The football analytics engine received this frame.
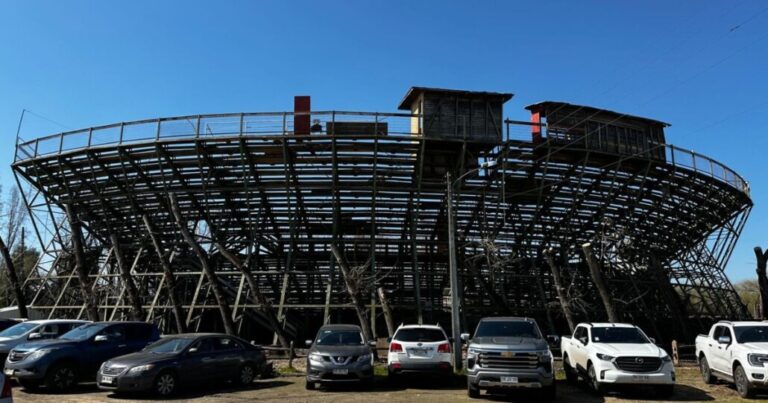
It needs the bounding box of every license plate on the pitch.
[411,348,427,355]
[332,369,348,375]
[101,375,114,384]
[632,375,650,381]
[3,369,12,376]
[501,376,518,384]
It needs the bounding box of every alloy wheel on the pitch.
[240,365,255,384]
[156,373,175,396]
[53,367,75,389]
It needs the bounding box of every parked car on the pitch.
[462,317,557,399]
[305,324,375,390]
[97,333,267,396]
[0,372,11,403]
[561,322,674,396]
[4,321,159,391]
[696,320,768,398]
[0,320,21,333]
[387,324,452,380]
[0,320,88,363]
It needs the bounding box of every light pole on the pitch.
[446,159,498,371]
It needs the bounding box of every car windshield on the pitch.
[734,326,768,343]
[315,330,364,346]
[591,327,650,344]
[60,323,108,341]
[394,328,446,342]
[474,321,541,339]
[0,323,36,338]
[144,337,194,353]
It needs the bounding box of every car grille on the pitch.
[614,356,662,373]
[101,365,127,375]
[477,352,538,370]
[8,351,28,362]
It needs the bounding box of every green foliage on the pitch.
[735,279,760,318]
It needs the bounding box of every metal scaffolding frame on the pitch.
[11,109,752,342]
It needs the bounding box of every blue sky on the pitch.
[0,0,766,282]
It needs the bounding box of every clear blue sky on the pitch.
[1,1,766,282]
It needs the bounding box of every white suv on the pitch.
[387,324,452,380]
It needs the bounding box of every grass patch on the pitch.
[373,364,388,377]
[277,366,303,375]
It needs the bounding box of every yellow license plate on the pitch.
[501,352,515,357]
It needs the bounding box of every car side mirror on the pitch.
[368,340,377,347]
[546,335,560,345]
[460,333,470,342]
[305,339,313,347]
[28,332,42,340]
[718,335,731,345]
[578,337,588,345]
[94,335,108,343]
[649,337,656,344]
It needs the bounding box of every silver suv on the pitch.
[462,317,557,399]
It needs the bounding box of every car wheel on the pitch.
[45,362,77,392]
[468,381,480,398]
[305,378,316,390]
[700,356,715,384]
[734,365,755,398]
[657,384,674,397]
[588,364,604,395]
[154,371,177,397]
[18,379,41,390]
[563,355,578,384]
[237,363,256,386]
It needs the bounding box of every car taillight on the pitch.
[390,342,403,352]
[1,375,11,398]
[438,343,451,353]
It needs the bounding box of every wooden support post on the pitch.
[671,340,679,366]
[377,287,395,338]
[0,235,27,318]
[64,204,100,321]
[544,249,575,332]
[331,244,372,341]
[216,243,290,347]
[169,194,235,335]
[754,247,768,320]
[109,233,144,321]
[582,243,618,323]
[143,214,186,333]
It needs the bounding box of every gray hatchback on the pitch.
[305,324,375,390]
[97,333,267,396]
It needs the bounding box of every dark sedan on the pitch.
[96,333,267,396]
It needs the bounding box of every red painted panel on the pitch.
[294,96,310,135]
[531,110,542,143]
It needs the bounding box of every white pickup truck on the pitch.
[696,320,768,398]
[560,323,675,396]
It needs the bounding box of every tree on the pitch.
[735,279,760,319]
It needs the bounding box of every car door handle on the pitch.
[118,344,127,348]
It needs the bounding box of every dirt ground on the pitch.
[11,363,768,402]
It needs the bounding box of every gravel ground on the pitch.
[11,363,768,402]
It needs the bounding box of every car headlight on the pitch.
[596,353,615,361]
[27,349,50,361]
[357,353,372,364]
[128,364,155,374]
[309,353,324,363]
[539,350,552,362]
[467,347,478,357]
[748,354,768,367]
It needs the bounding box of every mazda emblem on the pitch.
[635,357,644,364]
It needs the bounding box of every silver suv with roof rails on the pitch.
[462,317,558,399]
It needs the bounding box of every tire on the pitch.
[153,371,177,397]
[588,364,604,395]
[18,379,41,390]
[468,381,480,398]
[563,355,578,384]
[388,369,400,385]
[305,378,316,390]
[699,356,715,384]
[44,362,77,392]
[734,365,755,399]
[236,363,256,386]
[657,384,674,397]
